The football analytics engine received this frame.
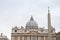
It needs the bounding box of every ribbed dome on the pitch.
[25,16,38,29]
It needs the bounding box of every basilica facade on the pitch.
[11,9,56,40]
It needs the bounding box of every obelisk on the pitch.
[48,7,52,40]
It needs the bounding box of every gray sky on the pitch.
[0,0,60,40]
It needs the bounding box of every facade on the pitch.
[0,33,9,40]
[56,32,60,40]
[11,9,56,40]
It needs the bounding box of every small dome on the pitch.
[25,16,38,29]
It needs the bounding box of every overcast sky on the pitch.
[0,0,60,40]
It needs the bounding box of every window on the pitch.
[15,30,17,32]
[51,30,53,33]
[41,29,43,32]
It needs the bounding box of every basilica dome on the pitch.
[25,16,38,29]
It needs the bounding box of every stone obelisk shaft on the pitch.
[48,8,52,40]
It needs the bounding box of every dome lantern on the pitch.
[30,16,34,21]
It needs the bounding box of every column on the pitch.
[22,37,24,40]
[44,37,46,40]
[35,36,37,40]
[27,36,30,40]
[18,37,20,40]
[38,37,41,40]
[54,37,56,40]
[11,37,14,40]
[15,37,18,40]
[24,36,27,40]
[41,37,44,40]
[20,36,22,40]
[31,36,33,40]
[31,36,36,40]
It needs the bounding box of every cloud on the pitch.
[0,0,60,40]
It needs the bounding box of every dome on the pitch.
[25,16,38,29]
